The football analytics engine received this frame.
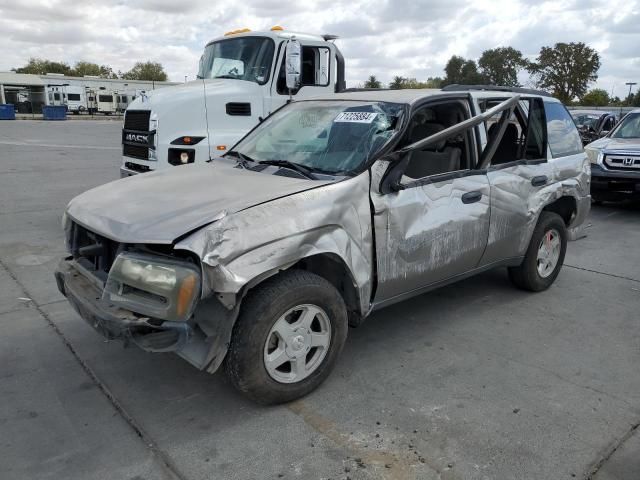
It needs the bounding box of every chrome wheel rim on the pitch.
[537,228,561,278]
[263,304,332,384]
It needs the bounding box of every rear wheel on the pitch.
[225,270,348,404]
[508,212,567,292]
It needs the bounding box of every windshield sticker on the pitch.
[334,112,378,123]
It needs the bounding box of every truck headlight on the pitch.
[103,252,200,322]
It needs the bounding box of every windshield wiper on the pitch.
[225,150,255,168]
[258,160,317,180]
[213,75,240,80]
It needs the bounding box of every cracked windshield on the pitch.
[233,101,403,175]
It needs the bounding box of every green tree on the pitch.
[363,75,382,89]
[72,61,118,79]
[14,58,71,75]
[424,77,444,88]
[478,47,526,87]
[632,90,640,108]
[389,76,406,89]
[122,61,168,81]
[580,89,610,106]
[443,56,485,85]
[527,42,600,104]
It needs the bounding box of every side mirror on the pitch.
[379,156,409,194]
[599,130,609,137]
[285,37,302,92]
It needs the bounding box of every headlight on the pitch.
[103,252,200,322]
[62,211,72,252]
[585,148,600,164]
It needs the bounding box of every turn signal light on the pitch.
[216,145,227,151]
[271,25,284,31]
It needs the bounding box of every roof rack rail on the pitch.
[441,84,553,97]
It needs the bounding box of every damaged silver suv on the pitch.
[55,86,590,404]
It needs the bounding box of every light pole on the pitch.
[184,75,187,83]
[625,82,637,105]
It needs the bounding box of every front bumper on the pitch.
[591,164,640,195]
[54,258,191,351]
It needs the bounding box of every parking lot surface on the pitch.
[1,120,639,480]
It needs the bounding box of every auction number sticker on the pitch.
[334,112,378,123]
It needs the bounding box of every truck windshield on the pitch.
[198,37,275,85]
[611,113,640,139]
[232,100,404,175]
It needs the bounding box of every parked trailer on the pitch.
[65,86,87,114]
[87,89,117,115]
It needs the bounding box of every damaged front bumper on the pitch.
[54,257,237,373]
[54,257,193,351]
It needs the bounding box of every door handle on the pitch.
[461,191,482,204]
[531,175,548,187]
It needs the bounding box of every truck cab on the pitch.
[120,28,346,177]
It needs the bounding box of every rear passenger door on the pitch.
[479,96,554,266]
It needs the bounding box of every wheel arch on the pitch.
[541,195,577,226]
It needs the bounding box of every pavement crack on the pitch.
[564,264,640,283]
[0,259,187,480]
[486,348,637,410]
[585,422,640,479]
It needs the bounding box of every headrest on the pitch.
[410,122,446,150]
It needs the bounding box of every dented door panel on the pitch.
[481,161,555,265]
[371,173,490,304]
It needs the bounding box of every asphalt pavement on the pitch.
[0,120,638,480]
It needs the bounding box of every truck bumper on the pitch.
[54,258,192,351]
[591,165,640,196]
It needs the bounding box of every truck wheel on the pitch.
[508,212,567,292]
[225,270,348,404]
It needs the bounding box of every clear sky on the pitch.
[0,0,638,97]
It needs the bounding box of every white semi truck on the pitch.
[120,27,346,176]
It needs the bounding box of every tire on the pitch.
[224,270,348,405]
[508,212,567,292]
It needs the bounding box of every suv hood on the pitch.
[586,137,640,152]
[67,161,331,244]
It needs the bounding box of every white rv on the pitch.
[121,28,345,176]
[65,86,87,114]
[87,89,116,115]
[46,84,66,107]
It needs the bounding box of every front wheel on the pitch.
[508,212,567,292]
[225,270,348,404]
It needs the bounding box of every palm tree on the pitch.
[363,75,382,89]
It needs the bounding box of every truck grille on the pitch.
[69,222,122,283]
[124,110,150,131]
[604,153,640,171]
[123,110,151,160]
[123,144,149,160]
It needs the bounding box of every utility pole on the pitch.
[625,82,637,105]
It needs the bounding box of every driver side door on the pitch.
[370,97,491,306]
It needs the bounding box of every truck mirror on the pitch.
[285,37,302,92]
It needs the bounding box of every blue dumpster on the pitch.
[42,105,67,120]
[0,104,15,120]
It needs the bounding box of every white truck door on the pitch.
[269,43,335,112]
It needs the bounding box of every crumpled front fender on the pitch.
[175,173,374,315]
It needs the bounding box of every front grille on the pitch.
[123,143,149,160]
[226,102,251,116]
[125,161,151,173]
[69,222,122,283]
[124,110,151,131]
[604,154,640,171]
